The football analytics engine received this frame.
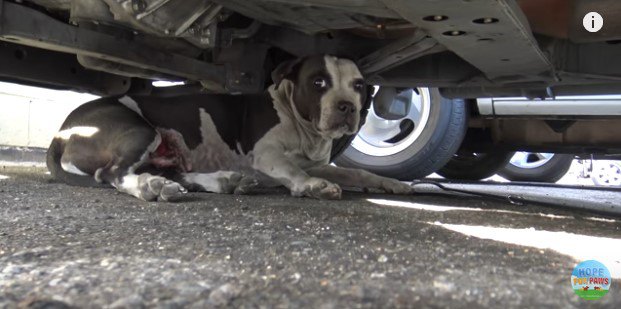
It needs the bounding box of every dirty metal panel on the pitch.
[26,0,72,11]
[0,1,226,85]
[102,0,223,40]
[213,0,398,34]
[380,0,554,81]
[251,0,399,18]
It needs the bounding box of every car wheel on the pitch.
[436,151,514,180]
[590,160,621,187]
[333,88,467,180]
[498,152,573,183]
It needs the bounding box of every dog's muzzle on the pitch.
[337,100,359,133]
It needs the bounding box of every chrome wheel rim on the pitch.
[592,161,621,186]
[509,152,555,169]
[351,87,432,157]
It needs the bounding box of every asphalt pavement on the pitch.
[1,165,620,308]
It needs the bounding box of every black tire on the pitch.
[333,88,468,180]
[436,151,514,180]
[498,154,573,183]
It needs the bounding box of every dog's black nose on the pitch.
[337,101,356,114]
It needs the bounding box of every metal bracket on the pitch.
[220,21,262,48]
[358,30,445,77]
[215,41,269,94]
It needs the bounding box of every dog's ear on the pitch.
[357,85,374,129]
[271,57,304,88]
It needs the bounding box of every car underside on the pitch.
[3,0,621,155]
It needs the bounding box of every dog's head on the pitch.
[272,55,370,139]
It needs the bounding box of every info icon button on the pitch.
[583,12,604,33]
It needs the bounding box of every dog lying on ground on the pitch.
[47,55,415,201]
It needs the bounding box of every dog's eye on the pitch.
[313,78,327,89]
[353,80,365,91]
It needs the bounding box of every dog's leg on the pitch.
[179,171,249,194]
[96,132,187,202]
[253,145,342,199]
[306,165,415,194]
[233,175,261,195]
[114,173,187,202]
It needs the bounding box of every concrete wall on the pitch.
[0,82,98,148]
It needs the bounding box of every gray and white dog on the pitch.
[47,55,415,201]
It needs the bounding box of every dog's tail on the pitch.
[46,137,110,188]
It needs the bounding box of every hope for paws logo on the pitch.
[571,260,611,300]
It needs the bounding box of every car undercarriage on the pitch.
[3,0,621,154]
[1,0,621,96]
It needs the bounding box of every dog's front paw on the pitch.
[234,176,260,195]
[381,178,415,195]
[294,177,342,200]
[214,171,243,194]
[137,174,187,202]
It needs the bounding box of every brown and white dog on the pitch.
[47,55,415,201]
